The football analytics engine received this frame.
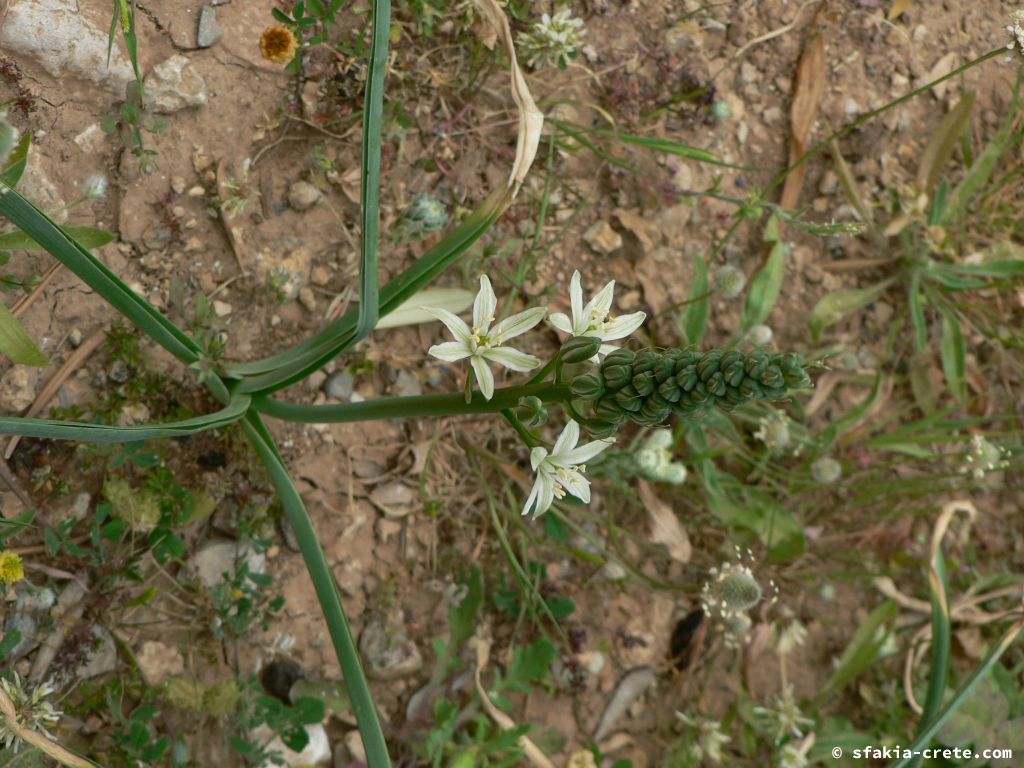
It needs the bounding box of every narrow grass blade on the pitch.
[908,270,927,352]
[816,600,899,704]
[353,0,391,343]
[888,617,1024,768]
[908,549,951,768]
[0,395,250,443]
[679,255,708,345]
[807,277,896,343]
[0,227,115,251]
[242,413,391,767]
[0,185,201,366]
[229,189,512,393]
[830,139,875,228]
[942,260,1024,278]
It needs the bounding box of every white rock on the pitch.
[77,626,117,679]
[212,300,233,317]
[145,55,208,114]
[136,641,185,686]
[288,181,322,212]
[583,220,622,255]
[73,124,106,153]
[188,540,266,590]
[252,723,331,767]
[196,5,224,48]
[0,0,133,97]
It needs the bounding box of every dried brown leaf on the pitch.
[639,480,691,563]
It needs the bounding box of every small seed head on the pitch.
[713,264,747,299]
[810,456,842,484]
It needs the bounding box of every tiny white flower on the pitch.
[548,270,646,361]
[425,275,546,400]
[1007,10,1024,54]
[753,685,814,744]
[777,743,809,768]
[523,420,613,518]
[774,619,807,656]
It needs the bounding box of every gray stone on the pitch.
[196,6,224,48]
[0,367,38,413]
[145,55,208,114]
[136,640,185,686]
[288,181,322,212]
[0,0,133,97]
[393,370,422,398]
[250,723,331,767]
[360,615,423,680]
[77,626,118,679]
[324,371,354,400]
[4,586,56,661]
[368,482,417,519]
[188,540,266,590]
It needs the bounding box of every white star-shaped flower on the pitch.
[523,420,614,518]
[425,275,546,400]
[548,270,646,361]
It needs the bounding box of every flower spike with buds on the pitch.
[523,420,614,518]
[549,270,646,361]
[425,275,546,400]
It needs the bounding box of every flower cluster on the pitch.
[0,550,24,585]
[633,430,687,484]
[962,435,1010,480]
[519,9,586,69]
[0,673,61,751]
[753,685,815,745]
[523,420,613,518]
[674,713,731,765]
[549,271,646,362]
[1007,10,1024,55]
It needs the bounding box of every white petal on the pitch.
[425,308,472,344]
[559,469,591,503]
[569,270,584,327]
[485,346,540,372]
[582,280,615,323]
[548,312,574,335]
[599,311,646,342]
[492,307,546,342]
[427,341,471,362]
[471,355,495,400]
[530,447,549,471]
[473,275,497,332]
[536,476,556,518]
[560,437,615,466]
[552,420,580,457]
[522,476,543,516]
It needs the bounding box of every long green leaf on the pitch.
[0,300,48,366]
[741,238,786,330]
[353,0,392,342]
[908,270,927,352]
[0,395,249,443]
[0,185,201,367]
[888,618,1024,768]
[938,307,966,404]
[941,260,1024,278]
[913,548,951,765]
[916,93,975,194]
[0,227,115,251]
[0,132,30,187]
[242,413,391,767]
[807,278,896,343]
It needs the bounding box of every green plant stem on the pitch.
[253,382,571,423]
[243,412,391,768]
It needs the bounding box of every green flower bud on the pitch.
[560,334,602,363]
[585,418,619,439]
[601,348,636,370]
[631,370,655,396]
[402,193,448,233]
[614,384,643,412]
[602,363,633,391]
[594,397,623,421]
[515,396,548,427]
[811,456,842,484]
[570,372,605,401]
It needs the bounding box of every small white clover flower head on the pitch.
[962,434,1010,480]
[744,324,774,347]
[702,556,763,620]
[810,456,842,484]
[83,174,108,199]
[548,270,646,361]
[753,685,815,745]
[675,713,731,765]
[712,264,747,299]
[523,419,614,518]
[774,619,807,657]
[1007,10,1024,54]
[520,9,587,69]
[777,742,810,768]
[425,275,546,400]
[401,193,448,234]
[633,430,687,484]
[754,409,792,453]
[0,673,62,751]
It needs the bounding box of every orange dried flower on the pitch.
[259,25,298,65]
